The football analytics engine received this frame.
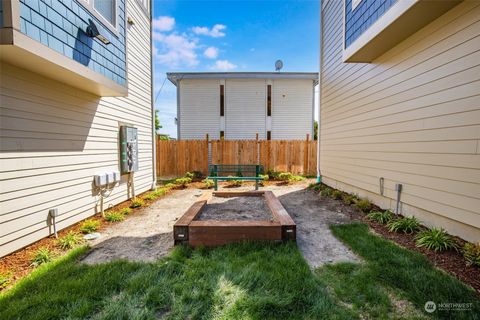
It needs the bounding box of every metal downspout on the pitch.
[149,0,157,190]
[317,0,323,183]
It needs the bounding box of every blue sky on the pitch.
[153,0,319,138]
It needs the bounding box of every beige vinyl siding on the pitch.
[271,79,314,140]
[0,0,153,257]
[179,79,221,140]
[320,0,480,242]
[225,79,266,140]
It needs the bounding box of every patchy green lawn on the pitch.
[1,224,479,320]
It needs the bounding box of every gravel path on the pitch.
[81,182,359,268]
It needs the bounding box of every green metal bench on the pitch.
[208,164,264,191]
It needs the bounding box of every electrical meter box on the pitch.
[120,126,138,173]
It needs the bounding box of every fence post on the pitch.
[205,134,209,175]
[256,133,259,164]
[304,134,309,176]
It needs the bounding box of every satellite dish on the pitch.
[275,60,283,71]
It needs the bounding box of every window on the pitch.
[94,0,115,25]
[267,85,272,116]
[267,131,271,140]
[220,131,225,140]
[220,85,225,116]
[80,0,117,30]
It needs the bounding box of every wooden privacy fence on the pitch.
[157,136,317,177]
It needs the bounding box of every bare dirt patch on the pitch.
[197,196,273,221]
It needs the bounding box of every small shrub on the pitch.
[203,178,215,189]
[463,242,480,267]
[308,183,325,192]
[387,216,421,234]
[31,248,53,266]
[278,172,293,182]
[174,177,192,187]
[267,170,280,180]
[367,210,393,224]
[320,188,332,197]
[355,198,372,213]
[0,272,12,289]
[57,231,82,250]
[79,219,100,234]
[153,188,167,197]
[342,194,356,205]
[104,211,125,222]
[259,174,269,186]
[118,207,132,215]
[227,176,242,187]
[185,171,202,179]
[142,192,157,201]
[331,190,343,200]
[130,198,145,208]
[164,183,177,189]
[415,228,458,252]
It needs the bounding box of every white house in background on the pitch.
[167,72,318,140]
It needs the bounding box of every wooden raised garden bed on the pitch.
[174,191,296,247]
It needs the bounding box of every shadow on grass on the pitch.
[0,241,356,320]
[326,223,480,320]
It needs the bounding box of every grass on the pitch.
[0,243,356,320]
[327,223,480,319]
[2,224,479,319]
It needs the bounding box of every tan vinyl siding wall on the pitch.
[179,79,221,140]
[272,79,314,140]
[320,0,480,242]
[0,0,153,257]
[225,79,266,140]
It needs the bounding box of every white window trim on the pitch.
[352,0,362,10]
[78,0,119,37]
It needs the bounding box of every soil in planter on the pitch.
[197,196,273,221]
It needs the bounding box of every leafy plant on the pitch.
[153,188,167,197]
[79,219,100,234]
[277,172,304,184]
[130,198,145,208]
[203,178,215,189]
[31,248,53,266]
[142,192,157,201]
[342,194,356,205]
[227,176,242,187]
[118,207,132,215]
[387,216,420,234]
[367,210,393,224]
[0,272,12,289]
[355,199,372,213]
[308,183,325,192]
[259,174,269,186]
[415,228,458,252]
[463,242,480,267]
[57,231,82,250]
[331,190,343,200]
[320,188,332,197]
[164,183,177,189]
[174,177,192,187]
[184,172,195,179]
[104,211,125,222]
[267,170,280,180]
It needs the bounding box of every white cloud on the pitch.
[211,60,237,71]
[192,24,226,37]
[154,32,198,68]
[203,47,219,59]
[153,16,175,32]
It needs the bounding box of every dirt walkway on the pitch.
[81,182,358,267]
